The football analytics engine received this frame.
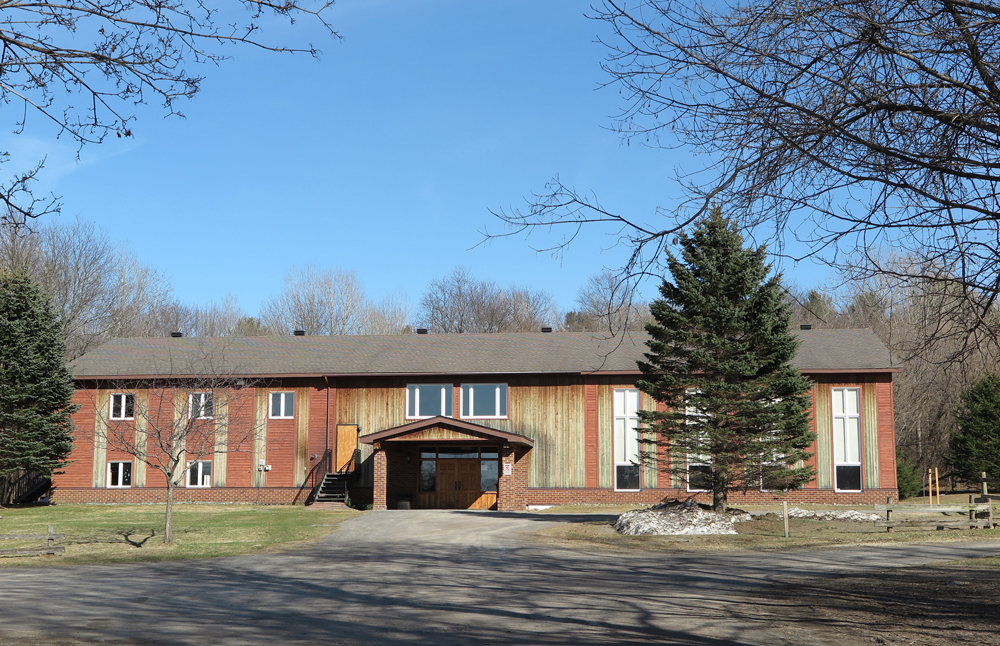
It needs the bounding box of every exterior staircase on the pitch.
[314,473,352,504]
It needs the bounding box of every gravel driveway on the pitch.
[2,510,999,645]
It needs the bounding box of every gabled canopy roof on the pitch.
[69,329,896,379]
[359,416,535,448]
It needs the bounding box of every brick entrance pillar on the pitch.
[497,444,525,511]
[373,444,387,510]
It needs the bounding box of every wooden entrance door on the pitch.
[435,459,480,509]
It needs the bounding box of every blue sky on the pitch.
[5,0,830,317]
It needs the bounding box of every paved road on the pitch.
[2,511,999,646]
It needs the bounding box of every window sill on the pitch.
[460,416,509,421]
[405,415,454,420]
[269,416,294,420]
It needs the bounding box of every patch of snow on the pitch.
[527,505,553,511]
[778,507,881,522]
[614,498,751,536]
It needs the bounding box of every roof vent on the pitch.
[293,329,305,336]
[541,326,553,333]
[416,328,429,335]
[170,331,183,338]
[799,324,812,330]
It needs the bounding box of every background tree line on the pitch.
[0,219,653,359]
[786,256,1000,490]
[8,217,996,491]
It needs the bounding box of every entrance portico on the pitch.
[361,416,533,511]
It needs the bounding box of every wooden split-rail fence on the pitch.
[875,496,995,532]
[977,472,1000,503]
[0,525,64,556]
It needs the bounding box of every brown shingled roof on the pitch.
[68,329,895,379]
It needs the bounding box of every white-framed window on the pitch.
[189,392,214,419]
[270,391,295,419]
[685,389,713,492]
[110,393,135,421]
[107,461,132,488]
[613,388,641,491]
[406,384,453,419]
[187,460,212,488]
[460,384,508,419]
[832,387,862,491]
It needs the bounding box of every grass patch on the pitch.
[0,503,358,566]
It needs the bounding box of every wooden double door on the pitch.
[414,451,500,510]
[434,459,482,509]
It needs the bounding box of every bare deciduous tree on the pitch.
[90,345,268,543]
[564,270,650,333]
[790,259,1000,481]
[495,0,1000,354]
[0,218,180,357]
[418,267,558,333]
[1,0,337,219]
[261,265,410,335]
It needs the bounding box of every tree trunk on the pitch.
[713,483,727,512]
[164,477,174,544]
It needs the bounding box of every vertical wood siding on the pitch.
[173,390,187,472]
[338,378,407,487]
[641,391,658,489]
[294,387,311,486]
[877,377,897,491]
[213,389,229,488]
[813,382,833,489]
[597,384,613,488]
[584,381,599,488]
[862,381,880,489]
[253,389,267,487]
[91,390,109,487]
[133,389,149,488]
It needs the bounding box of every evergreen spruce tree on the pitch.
[636,209,815,511]
[948,372,1000,482]
[895,447,923,499]
[0,271,77,483]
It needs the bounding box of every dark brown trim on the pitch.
[359,416,534,448]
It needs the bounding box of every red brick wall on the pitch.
[51,487,304,504]
[58,389,97,489]
[526,487,897,506]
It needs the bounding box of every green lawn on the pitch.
[0,503,358,566]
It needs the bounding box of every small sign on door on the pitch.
[502,463,513,476]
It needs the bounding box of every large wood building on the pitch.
[55,328,900,509]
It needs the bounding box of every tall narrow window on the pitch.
[686,389,712,492]
[107,461,132,488]
[110,393,135,420]
[187,460,212,488]
[189,392,214,419]
[461,384,508,419]
[270,391,295,419]
[613,389,641,490]
[406,384,453,419]
[832,388,862,491]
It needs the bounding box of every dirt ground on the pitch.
[1,510,998,645]
[758,559,1000,645]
